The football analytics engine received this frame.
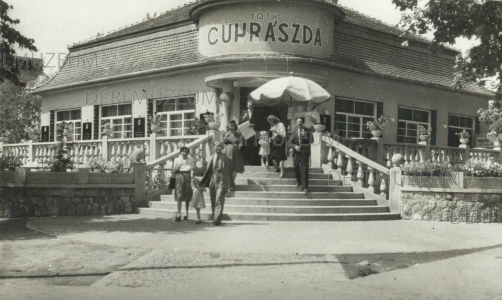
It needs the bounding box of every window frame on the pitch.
[99,104,133,140]
[447,113,475,147]
[55,109,82,141]
[335,97,377,139]
[153,95,196,137]
[397,106,431,144]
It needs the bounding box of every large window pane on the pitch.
[57,111,70,121]
[70,110,81,120]
[413,110,429,123]
[460,116,473,128]
[449,115,460,127]
[355,102,374,116]
[178,96,196,110]
[156,99,176,112]
[118,104,132,116]
[102,106,117,117]
[335,99,354,114]
[398,107,413,121]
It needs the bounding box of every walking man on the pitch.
[290,117,312,192]
[200,142,232,225]
[240,100,260,165]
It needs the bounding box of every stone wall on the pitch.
[0,187,136,218]
[401,190,502,223]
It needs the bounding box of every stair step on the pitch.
[138,208,401,221]
[238,172,329,179]
[233,185,352,192]
[160,197,377,206]
[161,192,364,200]
[149,202,389,214]
[244,166,324,173]
[234,178,338,186]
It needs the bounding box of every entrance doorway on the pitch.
[240,88,289,166]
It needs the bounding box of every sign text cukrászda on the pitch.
[208,13,323,47]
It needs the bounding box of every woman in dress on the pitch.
[172,146,196,221]
[267,115,287,178]
[222,120,245,192]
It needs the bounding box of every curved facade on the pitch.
[32,0,492,148]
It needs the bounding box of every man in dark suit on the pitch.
[240,100,260,165]
[200,142,233,225]
[289,117,312,192]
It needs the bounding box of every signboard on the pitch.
[134,118,145,138]
[198,2,335,58]
[474,135,493,149]
[82,123,92,140]
[41,126,49,142]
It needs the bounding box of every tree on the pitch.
[393,0,502,100]
[0,1,38,87]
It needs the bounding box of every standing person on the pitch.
[172,147,196,221]
[190,177,206,224]
[240,100,259,165]
[199,142,232,226]
[222,120,245,193]
[290,117,312,192]
[267,115,287,178]
[258,131,270,167]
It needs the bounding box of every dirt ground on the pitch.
[0,218,150,286]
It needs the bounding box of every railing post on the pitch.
[150,132,157,161]
[310,132,326,168]
[460,143,470,163]
[134,163,146,206]
[389,167,402,213]
[28,140,34,166]
[374,137,385,166]
[102,135,109,161]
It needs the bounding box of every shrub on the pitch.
[85,157,135,173]
[185,117,209,135]
[459,160,502,177]
[0,156,22,171]
[401,161,453,176]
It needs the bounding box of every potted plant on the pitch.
[102,122,113,136]
[488,118,502,146]
[204,113,221,130]
[308,109,325,132]
[456,128,470,144]
[149,114,163,133]
[366,116,387,137]
[0,129,10,143]
[418,125,432,141]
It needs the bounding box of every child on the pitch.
[190,177,206,224]
[258,131,270,167]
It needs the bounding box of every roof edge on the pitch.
[30,56,493,98]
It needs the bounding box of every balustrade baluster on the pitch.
[379,171,388,198]
[327,146,334,163]
[356,162,365,186]
[146,166,154,191]
[367,167,376,193]
[144,141,150,162]
[385,147,391,167]
[158,163,166,187]
[346,155,354,182]
[336,150,345,173]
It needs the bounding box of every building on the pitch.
[31,0,493,153]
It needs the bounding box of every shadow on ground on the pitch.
[29,215,268,236]
[338,243,502,279]
[0,218,55,241]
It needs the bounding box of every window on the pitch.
[397,107,430,144]
[448,114,474,147]
[335,98,375,138]
[100,104,132,139]
[56,109,82,140]
[155,95,196,136]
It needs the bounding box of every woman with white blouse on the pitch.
[267,115,287,178]
[172,146,196,221]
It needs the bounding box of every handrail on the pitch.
[384,142,426,148]
[146,134,210,168]
[322,136,389,173]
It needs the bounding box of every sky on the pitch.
[7,0,476,75]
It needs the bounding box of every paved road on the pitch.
[2,215,502,299]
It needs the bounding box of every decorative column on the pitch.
[219,80,234,131]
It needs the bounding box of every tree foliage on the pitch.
[0,0,38,87]
[393,0,502,98]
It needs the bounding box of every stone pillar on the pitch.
[460,143,470,163]
[389,167,402,213]
[310,132,327,168]
[219,81,234,131]
[102,135,109,161]
[134,163,146,206]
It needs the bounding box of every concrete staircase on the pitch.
[138,166,400,221]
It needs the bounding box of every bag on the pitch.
[168,176,176,190]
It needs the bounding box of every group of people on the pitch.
[171,100,312,226]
